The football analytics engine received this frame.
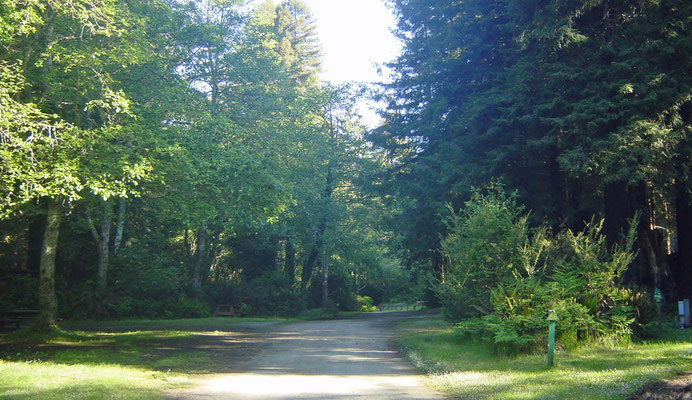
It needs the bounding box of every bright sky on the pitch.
[301,0,401,126]
[301,0,401,84]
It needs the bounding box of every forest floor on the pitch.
[0,312,441,399]
[397,313,692,400]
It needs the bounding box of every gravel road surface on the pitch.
[170,312,444,400]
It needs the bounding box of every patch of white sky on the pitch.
[303,1,400,83]
[244,0,401,127]
[292,0,401,128]
[298,0,402,127]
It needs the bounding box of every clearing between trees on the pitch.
[0,312,442,399]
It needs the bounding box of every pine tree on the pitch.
[274,0,322,85]
[377,0,692,295]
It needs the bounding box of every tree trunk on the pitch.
[675,101,692,298]
[112,197,125,256]
[97,200,112,285]
[192,226,207,295]
[86,200,113,286]
[302,243,319,288]
[286,238,295,282]
[302,159,334,288]
[26,211,46,277]
[637,185,677,298]
[639,228,661,289]
[36,199,61,331]
[676,176,692,298]
[548,145,565,226]
[603,180,637,248]
[321,246,329,308]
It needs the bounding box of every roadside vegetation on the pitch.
[0,316,301,399]
[1,329,193,399]
[0,0,419,330]
[1,0,691,398]
[436,186,651,354]
[398,314,692,400]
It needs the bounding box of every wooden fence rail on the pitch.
[377,302,426,312]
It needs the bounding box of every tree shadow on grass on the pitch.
[0,327,273,375]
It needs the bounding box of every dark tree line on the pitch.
[373,0,692,302]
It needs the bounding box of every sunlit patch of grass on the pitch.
[0,359,191,399]
[398,315,692,399]
[0,316,285,398]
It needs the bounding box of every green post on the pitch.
[547,310,559,367]
[654,288,663,319]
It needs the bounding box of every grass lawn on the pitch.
[0,316,285,399]
[397,314,692,399]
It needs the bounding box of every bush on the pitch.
[439,186,641,353]
[0,274,38,312]
[166,296,211,318]
[244,270,306,317]
[437,186,527,320]
[297,307,339,320]
[356,295,376,312]
[70,281,116,320]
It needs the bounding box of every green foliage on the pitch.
[398,313,692,400]
[437,185,527,320]
[0,0,407,324]
[375,0,692,305]
[274,0,321,84]
[356,295,376,312]
[0,275,38,312]
[440,187,642,353]
[245,270,306,317]
[168,296,211,319]
[69,281,116,320]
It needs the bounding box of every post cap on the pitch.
[547,309,559,322]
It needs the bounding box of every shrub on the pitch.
[244,270,305,317]
[0,274,38,312]
[438,186,527,320]
[440,187,641,353]
[69,281,116,320]
[356,295,376,312]
[297,307,339,320]
[166,295,211,318]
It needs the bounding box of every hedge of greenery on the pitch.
[437,186,655,353]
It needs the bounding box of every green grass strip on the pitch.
[398,315,692,399]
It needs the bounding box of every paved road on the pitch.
[170,312,444,399]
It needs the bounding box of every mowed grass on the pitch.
[0,316,284,399]
[0,360,187,399]
[398,314,692,400]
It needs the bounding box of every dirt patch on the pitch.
[626,373,692,400]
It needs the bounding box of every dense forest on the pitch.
[1,0,691,347]
[0,0,417,329]
[371,0,692,349]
